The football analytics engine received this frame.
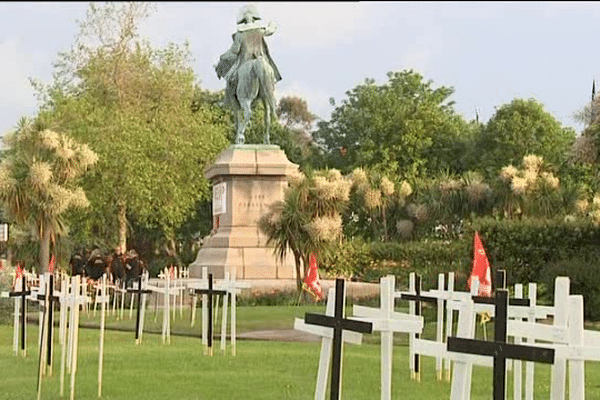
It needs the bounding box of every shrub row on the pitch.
[322,238,472,291]
[467,217,600,284]
[322,218,600,319]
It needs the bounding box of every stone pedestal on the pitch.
[189,144,298,280]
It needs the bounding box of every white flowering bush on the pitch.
[0,120,98,271]
[496,154,569,218]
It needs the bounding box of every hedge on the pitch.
[321,238,472,291]
[322,217,600,320]
[467,217,600,285]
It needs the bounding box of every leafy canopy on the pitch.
[33,2,229,248]
[312,69,469,178]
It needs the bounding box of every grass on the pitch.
[3,304,600,399]
[76,300,448,346]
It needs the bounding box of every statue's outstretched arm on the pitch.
[264,21,277,36]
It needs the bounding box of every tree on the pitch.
[259,168,351,292]
[234,96,317,168]
[312,70,469,178]
[33,2,229,254]
[477,98,576,178]
[277,95,316,135]
[276,96,317,164]
[568,90,600,195]
[0,117,97,272]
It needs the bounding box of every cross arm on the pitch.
[194,288,227,296]
[447,337,555,363]
[9,290,31,297]
[473,296,530,307]
[398,292,438,304]
[127,288,152,294]
[352,304,420,321]
[293,318,363,344]
[413,338,493,367]
[305,313,373,334]
[507,320,568,344]
[352,316,423,334]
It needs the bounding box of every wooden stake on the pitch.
[129,284,134,319]
[120,282,126,320]
[231,268,237,356]
[163,273,171,344]
[59,276,70,397]
[190,293,197,327]
[70,276,81,400]
[220,273,230,354]
[98,274,107,397]
[36,275,49,400]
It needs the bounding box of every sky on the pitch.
[1,1,599,138]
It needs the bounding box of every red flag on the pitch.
[15,262,23,279]
[468,232,492,297]
[169,265,175,279]
[12,262,23,290]
[48,254,56,274]
[302,253,324,301]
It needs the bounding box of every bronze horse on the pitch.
[227,56,277,145]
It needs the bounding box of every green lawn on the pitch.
[77,302,449,346]
[80,303,327,336]
[3,305,600,399]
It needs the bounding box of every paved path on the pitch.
[239,279,381,298]
[238,329,321,342]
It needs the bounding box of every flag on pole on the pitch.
[302,253,324,301]
[468,232,492,297]
[15,262,23,279]
[12,262,23,290]
[48,254,55,274]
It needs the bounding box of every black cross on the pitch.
[472,270,530,307]
[447,288,555,400]
[399,274,438,376]
[9,276,31,354]
[127,276,151,341]
[304,278,373,400]
[194,274,226,353]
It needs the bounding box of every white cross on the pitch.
[146,272,181,344]
[214,267,250,355]
[1,275,26,356]
[352,275,423,400]
[294,285,364,400]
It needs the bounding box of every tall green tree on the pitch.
[568,90,600,194]
[312,69,469,178]
[33,2,229,254]
[0,117,97,272]
[477,98,576,178]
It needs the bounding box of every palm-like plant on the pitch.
[0,117,98,272]
[259,168,351,292]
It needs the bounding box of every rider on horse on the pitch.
[215,4,282,135]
